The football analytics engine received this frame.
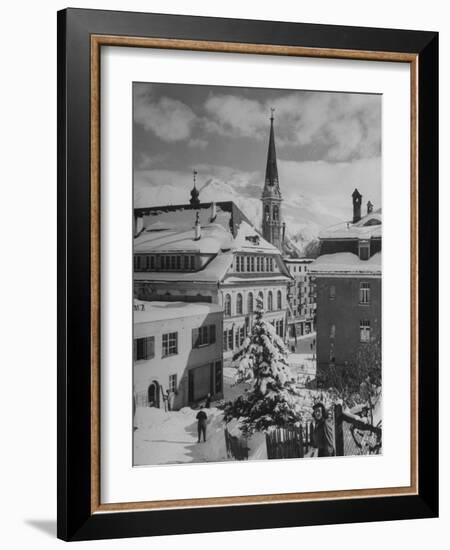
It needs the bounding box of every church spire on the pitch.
[263,108,280,197]
[261,110,283,251]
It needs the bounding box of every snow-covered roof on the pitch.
[135,223,232,254]
[134,300,223,324]
[224,275,290,284]
[320,209,382,240]
[134,203,279,255]
[309,252,381,274]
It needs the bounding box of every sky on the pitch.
[133,82,381,241]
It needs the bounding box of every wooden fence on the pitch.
[266,425,308,459]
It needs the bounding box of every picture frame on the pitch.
[57,7,438,541]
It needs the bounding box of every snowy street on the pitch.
[134,406,229,465]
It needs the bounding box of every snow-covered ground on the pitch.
[134,406,229,465]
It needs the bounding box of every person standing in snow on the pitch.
[204,393,211,408]
[196,409,208,443]
[311,402,335,457]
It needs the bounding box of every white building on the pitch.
[133,201,292,365]
[133,300,223,409]
[284,258,317,345]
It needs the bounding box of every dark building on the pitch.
[309,193,381,380]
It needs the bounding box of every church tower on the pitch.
[262,109,283,250]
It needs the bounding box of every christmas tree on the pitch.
[223,297,302,435]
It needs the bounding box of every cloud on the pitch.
[202,91,381,161]
[188,138,208,149]
[134,86,197,142]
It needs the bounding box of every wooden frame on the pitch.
[57,8,438,541]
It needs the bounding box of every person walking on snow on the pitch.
[196,409,208,443]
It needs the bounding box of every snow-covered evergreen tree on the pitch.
[223,297,302,435]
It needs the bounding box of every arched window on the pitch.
[268,291,273,311]
[224,294,232,317]
[247,292,254,313]
[264,204,270,221]
[277,290,282,310]
[236,293,243,315]
[273,206,279,221]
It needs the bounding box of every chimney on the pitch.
[352,188,362,223]
[210,201,217,222]
[282,222,286,244]
[367,200,373,215]
[194,211,201,240]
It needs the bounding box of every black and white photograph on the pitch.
[132,82,382,466]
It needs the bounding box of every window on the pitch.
[247,292,254,313]
[236,293,243,315]
[235,329,240,349]
[360,320,371,343]
[256,257,261,271]
[134,255,141,270]
[224,294,232,316]
[360,282,371,304]
[240,256,245,272]
[134,336,155,361]
[329,285,336,300]
[169,374,177,393]
[162,332,178,357]
[275,319,284,337]
[247,256,251,271]
[223,328,234,351]
[268,291,273,311]
[250,256,255,272]
[277,290,282,310]
[192,325,216,348]
[359,240,370,261]
[330,324,336,339]
[150,256,155,269]
[184,255,190,269]
[239,326,245,346]
[236,257,241,272]
[190,256,195,270]
[176,256,181,269]
[273,206,279,221]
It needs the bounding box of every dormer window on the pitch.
[358,239,370,260]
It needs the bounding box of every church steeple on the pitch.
[190,169,200,209]
[263,108,281,197]
[261,110,283,250]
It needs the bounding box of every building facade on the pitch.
[309,192,382,381]
[284,258,317,346]
[133,300,223,409]
[133,201,292,366]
